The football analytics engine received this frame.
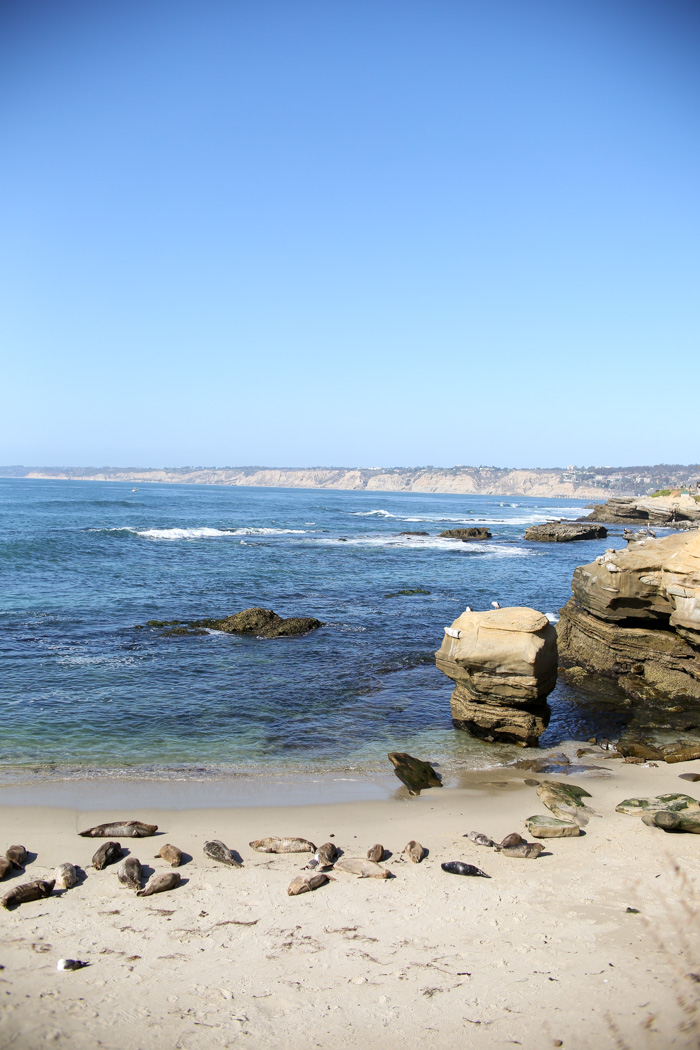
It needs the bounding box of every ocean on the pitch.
[0,478,630,784]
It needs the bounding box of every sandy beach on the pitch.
[1,758,699,1050]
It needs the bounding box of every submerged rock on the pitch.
[439,527,492,540]
[525,522,608,543]
[436,607,557,745]
[388,752,442,795]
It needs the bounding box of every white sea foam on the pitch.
[350,509,398,518]
[314,535,535,556]
[115,526,309,540]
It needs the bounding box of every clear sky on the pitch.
[1,0,698,469]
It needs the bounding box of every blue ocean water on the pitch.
[0,478,630,781]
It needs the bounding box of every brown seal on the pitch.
[5,845,27,870]
[92,841,123,870]
[137,871,181,897]
[53,863,79,889]
[335,858,391,879]
[366,844,385,863]
[0,857,12,880]
[499,842,544,859]
[1,879,55,909]
[288,872,330,895]
[249,837,315,853]
[495,833,525,851]
[404,840,426,863]
[156,844,183,867]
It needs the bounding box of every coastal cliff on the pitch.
[4,464,680,498]
[558,530,700,707]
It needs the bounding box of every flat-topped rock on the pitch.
[615,793,700,815]
[525,522,608,543]
[582,495,700,526]
[436,606,557,745]
[525,814,581,838]
[439,527,492,540]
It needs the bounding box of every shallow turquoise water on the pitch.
[0,478,630,780]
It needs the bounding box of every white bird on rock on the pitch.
[465,605,473,612]
[491,601,500,609]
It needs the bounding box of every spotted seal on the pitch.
[137,871,181,896]
[53,863,79,889]
[156,844,183,867]
[249,837,315,853]
[1,879,55,909]
[203,840,241,866]
[466,832,495,847]
[117,856,143,889]
[79,821,158,838]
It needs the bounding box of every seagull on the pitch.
[465,605,473,612]
[491,601,501,609]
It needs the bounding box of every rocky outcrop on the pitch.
[582,495,700,526]
[143,608,322,638]
[557,531,700,707]
[435,608,558,745]
[525,522,608,542]
[439,527,491,540]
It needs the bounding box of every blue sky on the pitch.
[1,0,698,468]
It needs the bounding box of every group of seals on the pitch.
[465,829,544,861]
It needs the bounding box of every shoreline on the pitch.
[2,759,700,1048]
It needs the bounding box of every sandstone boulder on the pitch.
[581,495,700,526]
[435,607,558,745]
[525,814,581,838]
[558,530,700,707]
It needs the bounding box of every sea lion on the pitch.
[305,843,337,870]
[249,837,315,853]
[155,844,183,867]
[1,879,55,909]
[499,842,544,859]
[5,845,27,869]
[466,832,495,847]
[203,840,241,866]
[366,844,385,863]
[288,872,330,895]
[0,857,12,880]
[79,821,158,838]
[404,840,426,863]
[53,863,79,889]
[335,857,391,879]
[92,841,123,870]
[117,856,143,890]
[441,861,490,878]
[495,833,525,851]
[136,871,181,897]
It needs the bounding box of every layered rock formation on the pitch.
[558,531,700,706]
[435,608,558,745]
[439,527,491,540]
[582,495,700,526]
[525,522,608,542]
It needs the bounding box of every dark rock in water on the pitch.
[385,588,430,597]
[388,752,442,795]
[148,607,323,639]
[441,861,490,878]
[439,528,491,540]
[525,522,607,543]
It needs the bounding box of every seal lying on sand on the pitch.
[53,863,79,889]
[79,821,158,838]
[366,844,385,863]
[335,858,391,879]
[499,842,544,859]
[0,857,12,880]
[305,843,338,870]
[466,832,495,847]
[441,861,490,878]
[404,840,426,863]
[249,837,315,853]
[495,833,525,851]
[288,872,331,895]
[117,856,143,889]
[92,842,123,870]
[203,840,241,866]
[5,845,27,869]
[137,871,181,896]
[156,844,183,867]
[1,879,55,909]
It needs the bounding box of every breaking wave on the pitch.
[94,526,308,541]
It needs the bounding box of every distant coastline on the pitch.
[2,462,699,498]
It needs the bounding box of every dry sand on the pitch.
[1,760,699,1050]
